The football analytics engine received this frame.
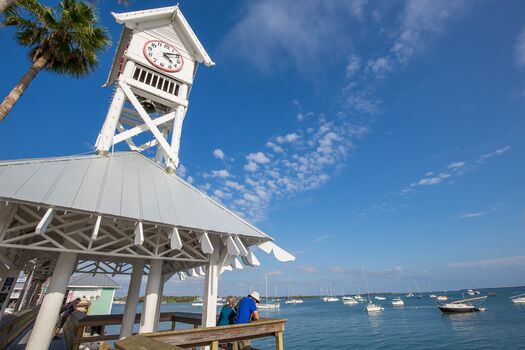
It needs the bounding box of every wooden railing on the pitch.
[0,307,40,349]
[63,311,202,350]
[116,318,287,350]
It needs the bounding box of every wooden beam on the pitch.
[35,208,54,235]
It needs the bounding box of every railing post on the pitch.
[210,340,219,350]
[275,331,284,350]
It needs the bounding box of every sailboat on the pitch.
[438,296,487,313]
[363,265,383,313]
[258,272,281,310]
[511,293,525,304]
[428,282,437,298]
[326,281,339,302]
[285,286,304,304]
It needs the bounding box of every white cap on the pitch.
[249,291,261,303]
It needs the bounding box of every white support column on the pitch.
[139,259,163,333]
[95,61,136,154]
[26,252,77,350]
[95,86,126,154]
[202,247,220,328]
[166,103,187,172]
[120,259,144,339]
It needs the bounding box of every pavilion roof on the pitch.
[0,152,270,241]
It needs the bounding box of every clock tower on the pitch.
[95,6,214,172]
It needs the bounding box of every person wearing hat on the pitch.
[233,291,260,350]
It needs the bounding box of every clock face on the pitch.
[143,40,184,72]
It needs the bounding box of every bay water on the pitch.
[110,286,525,349]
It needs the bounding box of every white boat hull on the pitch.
[366,304,384,312]
[512,297,525,304]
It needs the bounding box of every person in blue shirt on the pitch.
[233,291,260,350]
[217,296,237,326]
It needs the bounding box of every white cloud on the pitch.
[244,162,258,172]
[312,235,332,243]
[346,55,361,78]
[226,180,245,191]
[213,148,225,159]
[247,152,270,164]
[298,265,318,274]
[448,161,465,169]
[266,142,284,153]
[479,146,511,161]
[276,133,299,144]
[447,255,525,269]
[366,57,392,77]
[417,177,442,186]
[392,0,470,64]
[515,27,525,67]
[268,270,285,276]
[210,170,231,178]
[221,0,364,72]
[459,211,487,219]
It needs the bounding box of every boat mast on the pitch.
[362,265,372,304]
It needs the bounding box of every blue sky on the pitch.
[0,0,524,296]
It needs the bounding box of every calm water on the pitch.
[111,287,525,349]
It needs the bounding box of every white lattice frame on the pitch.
[0,203,209,267]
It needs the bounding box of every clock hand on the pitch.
[164,52,180,57]
[163,52,173,63]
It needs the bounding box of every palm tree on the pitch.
[0,0,110,122]
[0,0,16,13]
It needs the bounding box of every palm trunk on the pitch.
[0,53,49,123]
[0,0,16,13]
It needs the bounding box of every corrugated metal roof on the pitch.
[69,273,120,288]
[0,152,271,240]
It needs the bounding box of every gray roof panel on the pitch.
[0,152,271,240]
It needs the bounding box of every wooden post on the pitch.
[139,259,163,333]
[121,260,144,338]
[210,340,219,350]
[275,331,284,350]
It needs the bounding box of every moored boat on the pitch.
[343,297,358,305]
[511,293,525,304]
[391,298,404,306]
[438,296,487,313]
[374,296,386,301]
[437,295,448,301]
[366,302,384,312]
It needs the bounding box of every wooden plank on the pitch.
[146,319,287,348]
[116,335,185,350]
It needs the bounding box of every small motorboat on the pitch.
[374,296,386,301]
[406,292,414,298]
[343,297,358,305]
[438,296,487,313]
[429,294,437,298]
[511,293,525,304]
[327,297,340,302]
[354,295,364,302]
[391,298,404,306]
[437,295,448,301]
[366,302,384,313]
[467,289,475,296]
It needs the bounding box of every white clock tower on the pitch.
[95,6,214,172]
